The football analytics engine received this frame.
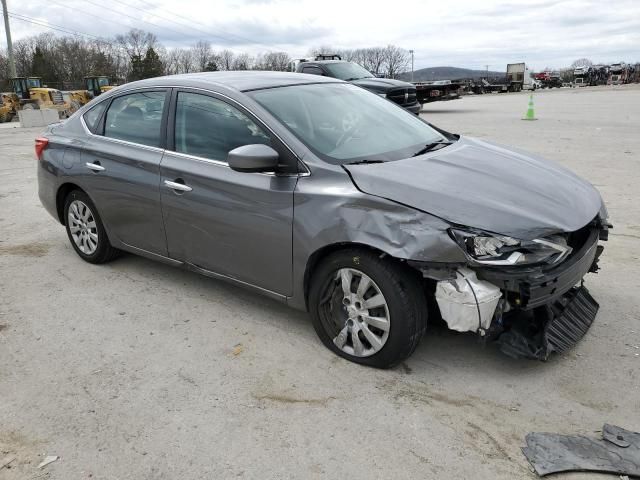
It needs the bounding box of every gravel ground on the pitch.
[1,84,639,480]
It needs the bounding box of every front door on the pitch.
[80,89,169,255]
[159,90,297,296]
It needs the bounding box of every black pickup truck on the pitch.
[295,59,422,114]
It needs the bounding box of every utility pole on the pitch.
[409,50,414,82]
[1,0,16,78]
[485,64,489,80]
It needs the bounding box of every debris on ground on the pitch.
[232,344,244,356]
[37,455,59,469]
[1,454,16,470]
[522,424,640,477]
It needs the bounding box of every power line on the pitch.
[7,11,126,56]
[80,0,203,42]
[107,0,229,43]
[127,0,277,49]
[12,1,307,59]
[8,12,104,40]
[46,0,148,35]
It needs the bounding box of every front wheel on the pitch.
[309,248,427,368]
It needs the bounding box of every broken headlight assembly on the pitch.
[449,228,572,266]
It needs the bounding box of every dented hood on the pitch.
[344,137,603,239]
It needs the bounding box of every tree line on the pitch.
[0,28,412,91]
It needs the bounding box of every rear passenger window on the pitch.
[174,92,270,161]
[104,91,166,147]
[83,101,107,133]
[301,66,324,76]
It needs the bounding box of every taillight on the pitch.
[35,137,49,160]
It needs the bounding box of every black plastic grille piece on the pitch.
[544,286,599,354]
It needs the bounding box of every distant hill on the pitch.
[397,66,504,82]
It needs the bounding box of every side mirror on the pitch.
[228,144,279,173]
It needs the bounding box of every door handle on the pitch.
[164,179,193,192]
[85,162,105,172]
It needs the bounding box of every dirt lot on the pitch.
[1,85,639,479]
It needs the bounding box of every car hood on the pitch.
[351,77,415,93]
[344,136,603,239]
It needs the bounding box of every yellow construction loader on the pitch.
[0,77,74,122]
[64,76,115,113]
[85,75,114,96]
[0,92,14,123]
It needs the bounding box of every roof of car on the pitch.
[121,71,343,93]
[303,60,346,64]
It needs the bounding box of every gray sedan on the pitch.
[37,72,610,368]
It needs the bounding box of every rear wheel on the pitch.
[63,190,119,264]
[309,248,427,368]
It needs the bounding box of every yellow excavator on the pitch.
[0,77,73,122]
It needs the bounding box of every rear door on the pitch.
[80,89,170,255]
[159,89,298,295]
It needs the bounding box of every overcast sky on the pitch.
[3,0,639,70]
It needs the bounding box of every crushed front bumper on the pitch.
[497,285,599,360]
[475,225,607,359]
[476,227,603,310]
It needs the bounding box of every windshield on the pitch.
[98,77,109,86]
[250,83,444,164]
[324,62,374,81]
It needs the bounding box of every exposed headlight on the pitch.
[450,228,572,266]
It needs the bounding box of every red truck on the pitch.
[535,71,562,88]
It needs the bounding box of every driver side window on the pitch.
[174,92,270,162]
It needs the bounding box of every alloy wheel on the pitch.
[322,267,391,357]
[68,200,99,255]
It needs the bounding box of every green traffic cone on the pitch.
[522,94,537,120]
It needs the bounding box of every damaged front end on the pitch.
[412,216,610,360]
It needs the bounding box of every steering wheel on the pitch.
[336,111,362,148]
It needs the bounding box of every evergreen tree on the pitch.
[129,54,144,81]
[204,61,218,72]
[142,47,164,79]
[31,46,48,79]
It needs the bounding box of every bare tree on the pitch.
[232,52,252,70]
[116,29,157,60]
[308,45,337,58]
[192,41,212,72]
[218,49,235,71]
[260,51,291,71]
[339,48,357,62]
[364,47,386,75]
[383,45,410,78]
[178,49,195,73]
[161,48,181,75]
[571,58,593,68]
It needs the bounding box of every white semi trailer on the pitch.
[506,63,537,91]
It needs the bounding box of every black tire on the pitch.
[63,189,119,264]
[308,248,427,368]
